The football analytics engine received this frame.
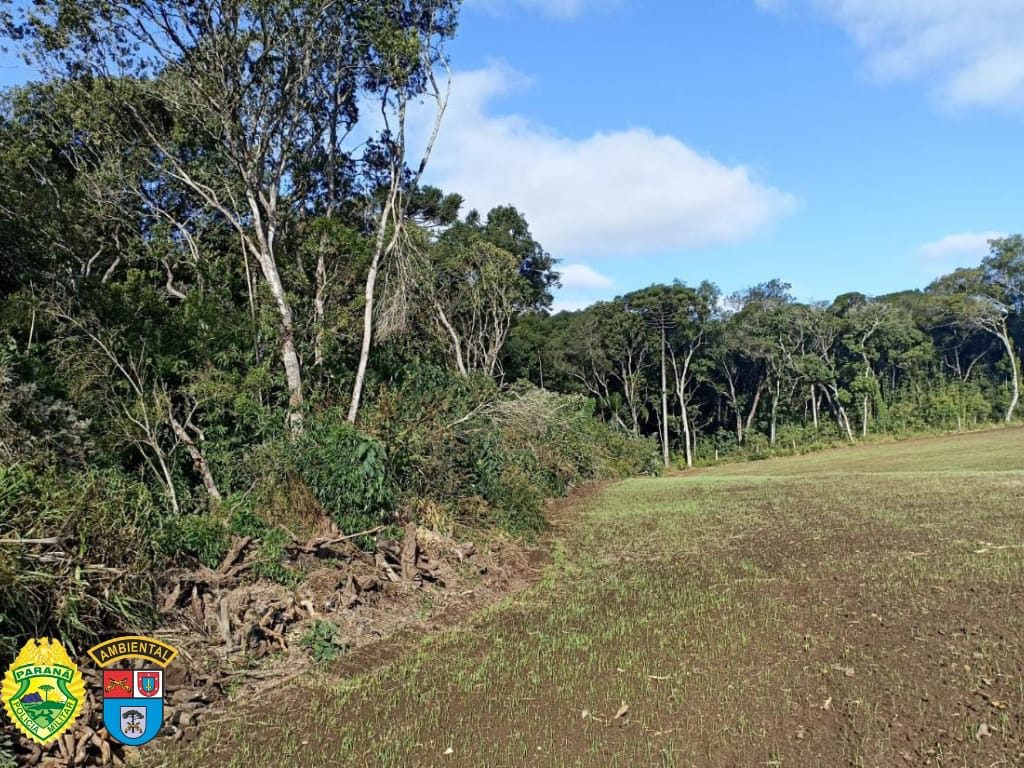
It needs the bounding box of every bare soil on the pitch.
[147,431,1024,766]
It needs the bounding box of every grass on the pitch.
[155,427,1024,767]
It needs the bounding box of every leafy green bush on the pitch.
[363,366,658,535]
[290,414,395,535]
[157,513,230,568]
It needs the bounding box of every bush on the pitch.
[156,513,230,569]
[0,465,159,664]
[290,414,395,535]
[301,619,347,664]
[363,367,658,535]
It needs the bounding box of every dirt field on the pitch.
[156,428,1024,767]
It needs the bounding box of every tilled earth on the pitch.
[159,430,1024,768]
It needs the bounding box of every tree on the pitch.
[838,299,918,437]
[796,304,856,442]
[477,205,558,311]
[425,224,533,377]
[12,0,459,433]
[626,286,676,467]
[928,237,1024,425]
[625,281,718,467]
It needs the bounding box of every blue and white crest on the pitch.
[101,670,165,746]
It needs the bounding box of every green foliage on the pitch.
[300,620,347,664]
[291,414,394,536]
[366,366,658,535]
[157,514,230,569]
[249,528,301,586]
[154,494,303,585]
[0,465,159,663]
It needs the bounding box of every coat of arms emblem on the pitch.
[101,669,164,745]
[86,635,178,748]
[1,638,85,745]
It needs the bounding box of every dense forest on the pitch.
[1,0,1023,665]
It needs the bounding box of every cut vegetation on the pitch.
[158,428,1024,767]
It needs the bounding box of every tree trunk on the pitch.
[660,326,669,468]
[999,323,1020,423]
[840,406,855,442]
[745,379,766,435]
[821,384,854,442]
[671,349,695,469]
[810,384,819,429]
[169,412,222,503]
[723,371,743,444]
[347,78,449,423]
[153,448,180,516]
[244,188,304,435]
[314,250,327,369]
[252,249,304,434]
[349,249,381,423]
[679,395,692,468]
[834,392,855,443]
[769,378,780,446]
[435,302,468,376]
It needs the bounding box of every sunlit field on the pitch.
[157,428,1024,767]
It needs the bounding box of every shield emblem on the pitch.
[102,670,165,746]
[138,673,159,697]
[119,705,147,736]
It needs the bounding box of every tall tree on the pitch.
[11,0,459,433]
[929,257,1022,424]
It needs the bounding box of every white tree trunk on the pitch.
[435,302,469,376]
[769,379,780,446]
[349,248,382,423]
[745,379,765,435]
[314,251,327,369]
[680,397,692,468]
[347,74,450,424]
[169,412,222,503]
[660,327,669,468]
[999,325,1020,423]
[838,403,855,442]
[248,210,304,434]
[810,384,819,430]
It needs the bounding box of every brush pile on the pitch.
[3,524,491,767]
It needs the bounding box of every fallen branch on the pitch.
[287,524,387,554]
[0,537,61,545]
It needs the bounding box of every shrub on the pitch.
[363,367,658,535]
[0,465,159,663]
[290,414,395,535]
[157,514,230,569]
[301,619,347,663]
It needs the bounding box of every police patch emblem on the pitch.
[1,638,85,745]
[101,669,164,746]
[87,635,178,748]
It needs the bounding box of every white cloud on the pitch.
[423,64,795,258]
[467,0,617,19]
[558,263,614,289]
[550,298,595,314]
[759,1,1024,109]
[919,231,1003,263]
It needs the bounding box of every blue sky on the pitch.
[3,1,1023,311]
[436,0,1024,310]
